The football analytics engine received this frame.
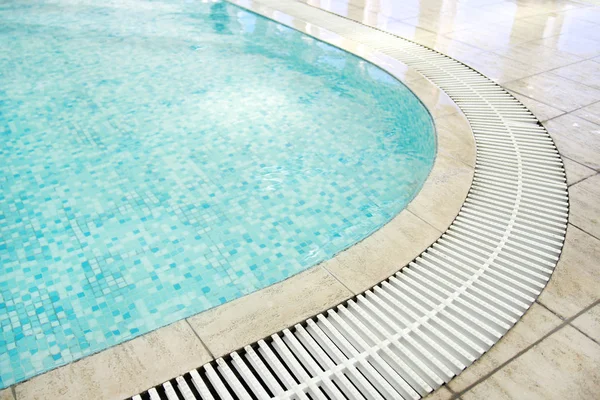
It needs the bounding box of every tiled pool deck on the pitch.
[1,0,600,399]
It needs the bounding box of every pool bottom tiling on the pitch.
[0,0,436,387]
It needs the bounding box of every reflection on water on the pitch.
[210,1,231,33]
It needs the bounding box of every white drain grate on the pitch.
[129,1,568,399]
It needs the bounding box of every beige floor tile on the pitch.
[187,266,352,358]
[401,13,493,35]
[480,1,585,18]
[461,325,600,400]
[494,42,584,71]
[504,73,600,112]
[569,174,600,239]
[568,23,600,42]
[0,390,14,400]
[407,153,474,232]
[435,112,476,167]
[325,210,441,294]
[552,60,600,90]
[381,20,438,43]
[346,2,423,21]
[518,13,600,37]
[506,90,564,121]
[423,385,454,400]
[543,114,600,169]
[576,0,600,7]
[458,51,543,83]
[14,320,211,400]
[448,303,562,392]
[445,29,531,52]
[478,19,561,43]
[571,303,600,343]
[555,5,600,25]
[458,0,509,6]
[561,157,597,186]
[475,2,542,18]
[572,101,600,125]
[530,34,600,59]
[538,225,600,318]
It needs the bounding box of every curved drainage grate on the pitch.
[130,2,568,399]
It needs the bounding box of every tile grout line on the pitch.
[184,319,216,360]
[566,99,600,126]
[445,382,464,400]
[406,209,446,236]
[543,106,599,124]
[442,39,594,81]
[496,70,556,88]
[561,154,600,171]
[568,320,600,346]
[534,299,567,320]
[499,53,600,90]
[318,265,356,296]
[535,300,600,346]
[453,299,600,398]
[568,222,600,242]
[504,84,600,120]
[498,85,571,113]
[567,170,600,188]
[438,148,477,170]
[542,67,600,93]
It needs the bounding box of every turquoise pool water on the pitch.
[0,0,435,387]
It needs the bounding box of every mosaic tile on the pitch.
[0,0,435,387]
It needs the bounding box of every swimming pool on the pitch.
[0,0,435,387]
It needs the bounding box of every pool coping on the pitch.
[7,2,477,399]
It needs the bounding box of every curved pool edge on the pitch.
[5,4,477,398]
[118,0,567,399]
[169,0,477,361]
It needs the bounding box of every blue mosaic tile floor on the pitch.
[0,0,435,387]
